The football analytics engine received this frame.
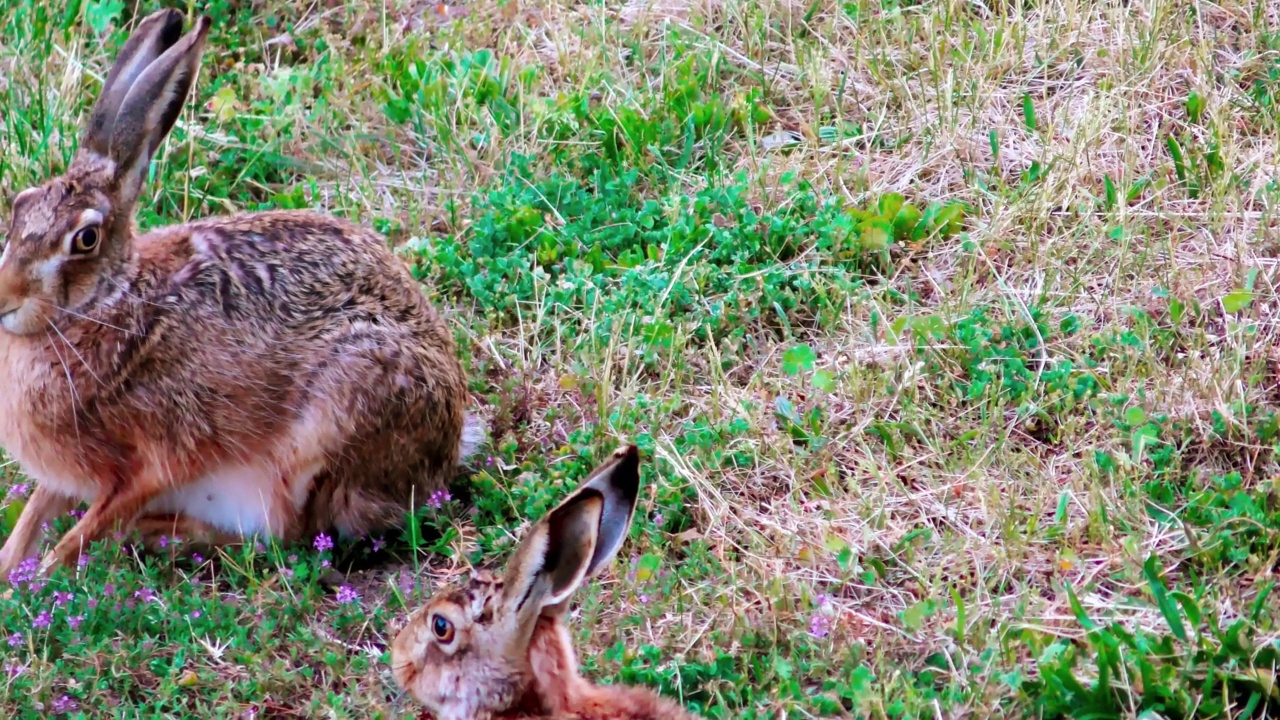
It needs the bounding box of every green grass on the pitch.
[3,0,1280,716]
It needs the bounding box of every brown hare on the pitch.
[0,9,482,577]
[390,444,697,720]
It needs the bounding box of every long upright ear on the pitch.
[106,15,212,209]
[499,445,644,624]
[81,9,187,158]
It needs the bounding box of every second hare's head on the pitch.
[0,9,209,335]
[391,445,642,720]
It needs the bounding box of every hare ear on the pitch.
[81,9,187,158]
[106,15,211,209]
[500,445,643,622]
[576,444,642,579]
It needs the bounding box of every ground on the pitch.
[1,0,1280,717]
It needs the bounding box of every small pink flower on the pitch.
[67,615,84,630]
[191,610,202,619]
[32,611,52,629]
[809,614,831,639]
[427,489,452,509]
[313,534,333,552]
[335,585,360,605]
[6,632,21,647]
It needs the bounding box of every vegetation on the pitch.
[3,0,1280,716]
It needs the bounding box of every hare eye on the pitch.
[431,614,454,643]
[71,226,100,255]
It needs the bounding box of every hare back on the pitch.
[0,210,467,533]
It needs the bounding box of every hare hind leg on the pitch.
[297,325,466,539]
[133,513,242,553]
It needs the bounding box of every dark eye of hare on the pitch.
[71,226,100,255]
[431,614,454,643]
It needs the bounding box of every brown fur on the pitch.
[0,10,479,576]
[391,446,697,720]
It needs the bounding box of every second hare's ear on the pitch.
[105,15,212,210]
[501,445,643,623]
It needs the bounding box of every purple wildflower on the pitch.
[32,611,52,629]
[77,554,90,569]
[639,594,650,604]
[3,662,24,679]
[102,583,116,596]
[7,557,38,588]
[281,568,294,578]
[809,613,831,639]
[68,508,85,520]
[134,587,158,603]
[192,553,205,564]
[335,585,360,605]
[320,560,330,568]
[6,632,21,647]
[372,536,385,553]
[67,615,84,630]
[427,489,452,509]
[191,610,203,619]
[313,534,333,552]
[51,695,79,713]
[53,591,73,606]
[157,535,170,549]
[87,598,98,610]
[652,512,665,527]
[6,483,29,498]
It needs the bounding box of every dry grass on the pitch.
[2,0,1280,716]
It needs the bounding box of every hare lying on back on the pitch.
[391,445,697,720]
[0,10,482,577]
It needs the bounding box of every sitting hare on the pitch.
[391,445,697,720]
[0,9,482,576]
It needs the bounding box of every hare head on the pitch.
[0,9,209,335]
[391,444,688,720]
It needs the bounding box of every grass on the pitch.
[2,0,1280,716]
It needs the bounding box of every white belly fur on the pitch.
[144,460,324,538]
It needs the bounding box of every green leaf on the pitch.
[1125,406,1147,426]
[811,369,836,392]
[1065,583,1097,632]
[1171,590,1202,628]
[858,218,893,250]
[634,553,662,582]
[1186,91,1206,123]
[1022,92,1037,131]
[86,0,125,35]
[1143,554,1187,642]
[877,193,905,219]
[782,344,817,376]
[1103,174,1118,210]
[1222,289,1253,314]
[932,203,965,237]
[892,204,923,242]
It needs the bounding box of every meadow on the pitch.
[2,0,1280,717]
